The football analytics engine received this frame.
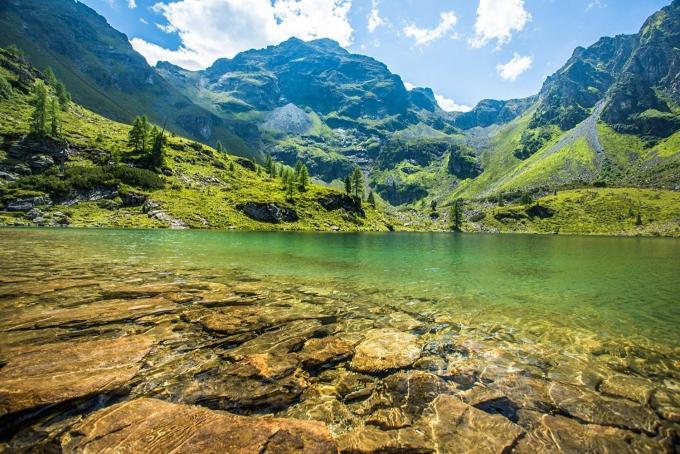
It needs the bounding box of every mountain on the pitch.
[0,0,258,158]
[0,48,391,231]
[0,0,677,214]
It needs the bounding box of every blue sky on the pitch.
[80,0,671,111]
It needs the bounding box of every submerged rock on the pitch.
[350,328,421,374]
[61,398,338,453]
[299,336,354,369]
[0,335,155,416]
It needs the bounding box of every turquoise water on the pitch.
[2,228,678,345]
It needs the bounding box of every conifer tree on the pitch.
[216,141,223,153]
[265,154,274,176]
[49,98,60,137]
[450,199,463,231]
[139,115,150,153]
[44,67,57,87]
[351,166,364,199]
[150,123,166,169]
[298,163,309,190]
[294,160,303,179]
[286,175,295,201]
[29,80,48,136]
[128,116,143,152]
[54,81,70,110]
[344,175,352,195]
[367,190,376,207]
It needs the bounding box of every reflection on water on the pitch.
[0,228,678,451]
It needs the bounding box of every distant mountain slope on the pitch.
[0,0,259,159]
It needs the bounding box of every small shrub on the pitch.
[111,166,165,190]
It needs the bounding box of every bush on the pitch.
[0,75,12,100]
[111,166,164,189]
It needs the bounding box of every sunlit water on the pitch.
[3,228,677,345]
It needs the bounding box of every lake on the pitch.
[1,228,679,451]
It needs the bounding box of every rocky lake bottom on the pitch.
[0,229,678,453]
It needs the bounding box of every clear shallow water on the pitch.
[1,228,680,451]
[3,228,677,345]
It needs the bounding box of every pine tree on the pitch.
[298,164,309,191]
[351,166,364,200]
[139,115,150,153]
[286,176,296,201]
[344,176,352,195]
[54,81,70,110]
[216,141,223,153]
[128,117,143,152]
[265,154,274,176]
[367,190,376,207]
[294,160,303,179]
[44,67,57,87]
[49,98,60,137]
[450,199,463,231]
[229,161,235,172]
[29,80,48,136]
[150,123,166,169]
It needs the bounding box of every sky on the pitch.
[79,0,672,112]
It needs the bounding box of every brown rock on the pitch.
[424,395,524,453]
[365,408,412,430]
[337,426,432,454]
[101,282,184,298]
[383,371,450,416]
[1,298,180,331]
[515,414,668,453]
[350,329,420,374]
[61,398,338,453]
[599,374,656,404]
[0,335,154,416]
[548,382,660,434]
[299,336,354,369]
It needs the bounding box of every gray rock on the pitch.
[29,154,54,171]
[6,196,51,212]
[238,202,298,223]
[24,208,42,220]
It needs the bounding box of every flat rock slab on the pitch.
[1,297,181,331]
[350,329,420,373]
[0,335,155,416]
[425,395,524,453]
[61,398,338,453]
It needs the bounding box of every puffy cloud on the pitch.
[403,81,415,91]
[435,94,472,112]
[131,0,353,69]
[367,0,386,32]
[496,53,532,81]
[403,11,457,46]
[128,0,137,8]
[470,0,531,48]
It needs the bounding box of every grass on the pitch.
[473,188,680,237]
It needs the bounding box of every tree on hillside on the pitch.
[285,172,296,201]
[265,154,274,176]
[367,190,376,207]
[351,166,364,200]
[150,122,167,169]
[54,81,71,110]
[44,67,57,87]
[29,80,48,136]
[49,98,60,137]
[216,141,223,153]
[128,115,150,153]
[344,176,352,195]
[298,163,309,191]
[450,199,463,231]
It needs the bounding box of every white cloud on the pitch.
[403,81,415,91]
[470,0,531,48]
[131,0,353,70]
[367,0,386,32]
[403,11,458,46]
[139,17,149,25]
[435,94,472,112]
[586,0,606,11]
[128,0,137,8]
[496,53,533,81]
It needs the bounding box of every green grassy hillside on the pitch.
[0,50,392,231]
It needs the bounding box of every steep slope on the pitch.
[0,48,392,231]
[450,0,680,200]
[0,0,259,159]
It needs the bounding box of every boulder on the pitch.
[350,328,421,374]
[238,202,298,223]
[29,154,54,171]
[525,204,555,219]
[6,195,51,211]
[318,194,365,217]
[0,335,155,416]
[120,191,147,207]
[299,336,354,369]
[61,398,338,453]
[236,157,257,171]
